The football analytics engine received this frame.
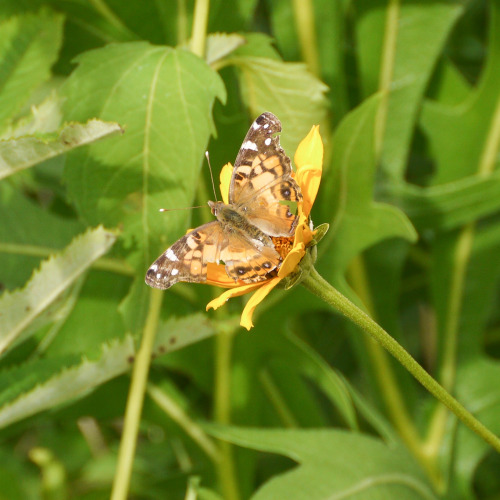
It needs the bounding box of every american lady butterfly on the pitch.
[145,112,302,290]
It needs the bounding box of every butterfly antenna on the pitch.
[205,151,218,202]
[159,206,204,212]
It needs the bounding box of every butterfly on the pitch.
[145,112,302,290]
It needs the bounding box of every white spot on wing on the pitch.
[252,121,260,130]
[263,123,269,129]
[156,273,162,279]
[264,138,271,146]
[166,248,179,261]
[171,269,179,276]
[242,140,258,151]
[150,264,158,271]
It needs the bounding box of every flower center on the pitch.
[272,236,294,260]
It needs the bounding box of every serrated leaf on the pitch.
[0,119,123,180]
[0,314,214,429]
[61,42,226,272]
[0,92,62,140]
[0,9,64,129]
[0,183,85,288]
[231,54,328,153]
[206,426,436,500]
[0,226,117,356]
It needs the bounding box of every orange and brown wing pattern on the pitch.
[145,220,280,288]
[145,222,224,289]
[219,230,281,282]
[230,112,302,237]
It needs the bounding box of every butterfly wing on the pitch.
[229,112,302,237]
[145,222,225,290]
[219,229,281,282]
[146,221,281,289]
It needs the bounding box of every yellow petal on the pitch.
[240,277,281,330]
[294,125,323,216]
[278,242,305,278]
[294,125,323,172]
[206,282,263,311]
[219,162,233,205]
[296,166,322,217]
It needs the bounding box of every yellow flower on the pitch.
[206,124,323,330]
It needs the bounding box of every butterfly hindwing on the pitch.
[219,230,281,282]
[145,222,224,289]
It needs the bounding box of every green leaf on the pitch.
[453,357,500,496]
[61,42,226,271]
[0,314,214,429]
[206,32,246,66]
[0,9,64,129]
[384,170,500,231]
[0,119,123,180]
[420,2,500,184]
[231,52,328,153]
[264,331,357,429]
[0,226,117,356]
[355,0,464,180]
[206,426,436,500]
[319,95,417,295]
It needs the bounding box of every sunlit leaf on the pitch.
[0,226,117,356]
[0,119,123,180]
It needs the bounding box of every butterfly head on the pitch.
[208,200,224,216]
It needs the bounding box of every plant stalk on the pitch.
[302,267,500,454]
[110,288,163,500]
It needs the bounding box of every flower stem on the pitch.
[110,288,163,500]
[301,267,500,454]
[348,256,442,488]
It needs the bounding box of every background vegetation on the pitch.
[0,0,499,499]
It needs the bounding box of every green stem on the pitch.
[348,257,441,488]
[190,0,210,58]
[177,0,188,45]
[110,288,163,500]
[292,0,320,77]
[375,0,399,157]
[213,318,241,500]
[301,267,500,454]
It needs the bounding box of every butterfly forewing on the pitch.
[230,112,302,236]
